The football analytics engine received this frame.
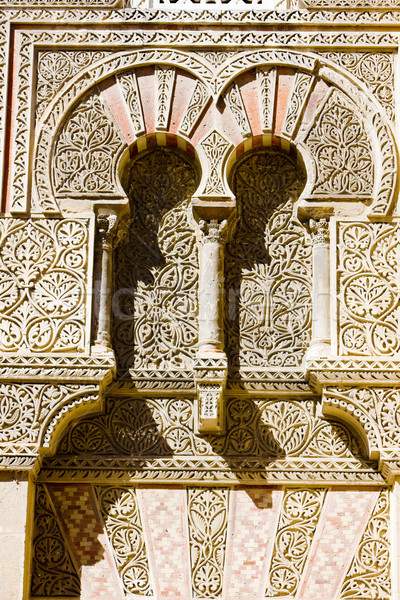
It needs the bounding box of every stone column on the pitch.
[198,219,226,355]
[93,214,118,352]
[0,473,33,600]
[194,219,228,434]
[306,217,332,360]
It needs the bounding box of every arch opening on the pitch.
[224,145,312,371]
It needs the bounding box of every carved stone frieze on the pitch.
[42,395,380,483]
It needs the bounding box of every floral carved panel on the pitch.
[36,50,112,120]
[47,396,378,483]
[113,147,200,372]
[319,52,395,121]
[304,89,374,198]
[96,486,153,596]
[266,488,326,597]
[188,487,229,598]
[31,484,80,597]
[225,148,312,369]
[340,489,390,599]
[52,92,124,197]
[338,222,400,356]
[0,218,91,353]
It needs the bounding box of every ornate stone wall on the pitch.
[0,2,400,599]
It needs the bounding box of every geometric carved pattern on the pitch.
[0,218,89,353]
[31,484,80,597]
[53,92,123,196]
[97,486,153,596]
[304,90,374,197]
[36,50,111,120]
[266,488,326,597]
[320,52,395,121]
[188,488,229,598]
[113,146,200,372]
[225,148,312,369]
[340,489,391,599]
[338,222,400,356]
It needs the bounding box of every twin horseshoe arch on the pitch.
[27,49,400,469]
[31,48,398,219]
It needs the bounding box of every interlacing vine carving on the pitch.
[340,489,391,599]
[53,92,123,195]
[113,147,200,372]
[304,90,373,197]
[188,488,229,598]
[54,396,371,481]
[31,484,80,597]
[0,219,89,353]
[96,486,153,596]
[320,52,394,121]
[36,51,111,120]
[266,488,326,597]
[338,222,400,356]
[225,148,312,369]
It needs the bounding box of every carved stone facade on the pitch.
[1,2,400,600]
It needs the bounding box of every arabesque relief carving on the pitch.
[340,489,390,599]
[31,484,80,597]
[96,486,153,596]
[266,488,326,597]
[53,92,124,196]
[2,8,400,600]
[304,89,374,198]
[225,148,312,369]
[338,222,400,357]
[0,218,90,353]
[188,487,229,598]
[44,395,379,483]
[113,146,200,372]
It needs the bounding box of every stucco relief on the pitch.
[1,8,400,600]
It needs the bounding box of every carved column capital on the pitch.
[96,214,119,250]
[199,218,227,243]
[309,217,330,245]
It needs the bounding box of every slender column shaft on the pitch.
[198,219,226,355]
[308,218,331,358]
[94,215,118,349]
